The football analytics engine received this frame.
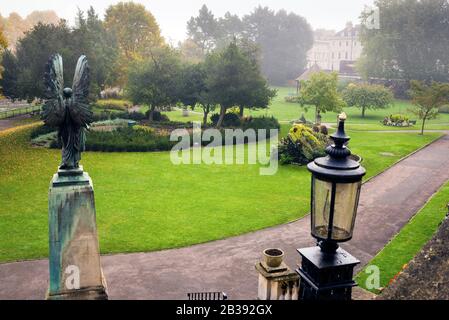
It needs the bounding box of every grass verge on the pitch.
[356,179,449,294]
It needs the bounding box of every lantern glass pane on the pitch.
[311,177,332,239]
[332,181,362,241]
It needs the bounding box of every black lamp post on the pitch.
[296,112,366,300]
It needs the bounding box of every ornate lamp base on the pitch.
[296,246,359,301]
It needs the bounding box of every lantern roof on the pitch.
[307,113,366,182]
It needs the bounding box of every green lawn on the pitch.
[162,108,204,123]
[94,87,449,132]
[245,87,449,129]
[356,179,449,294]
[0,123,441,262]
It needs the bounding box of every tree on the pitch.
[127,48,182,121]
[186,6,313,84]
[178,38,204,64]
[1,16,117,101]
[0,26,7,49]
[0,25,7,84]
[298,72,345,124]
[342,83,393,117]
[359,0,449,82]
[105,2,164,87]
[9,22,73,101]
[178,62,215,126]
[25,10,59,27]
[205,41,275,128]
[0,11,60,50]
[409,80,449,134]
[216,12,244,48]
[0,50,19,99]
[243,6,313,84]
[1,13,29,51]
[73,7,119,98]
[187,5,220,55]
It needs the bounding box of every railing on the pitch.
[0,105,42,119]
[187,291,228,300]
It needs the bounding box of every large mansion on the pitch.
[306,22,363,74]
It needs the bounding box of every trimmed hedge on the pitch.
[30,124,55,139]
[48,127,176,152]
[92,99,132,111]
[92,111,147,122]
[33,115,281,153]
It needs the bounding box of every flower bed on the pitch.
[382,114,416,127]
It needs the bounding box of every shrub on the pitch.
[319,125,328,135]
[382,114,412,127]
[210,112,241,127]
[92,111,147,122]
[30,124,55,139]
[284,95,301,103]
[337,79,353,92]
[92,99,131,111]
[242,116,280,131]
[390,114,408,123]
[145,110,170,122]
[100,87,123,99]
[278,124,329,165]
[84,127,175,152]
[31,131,57,147]
[312,124,329,135]
[439,105,449,114]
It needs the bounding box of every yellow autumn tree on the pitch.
[104,2,165,87]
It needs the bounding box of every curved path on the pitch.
[1,134,449,300]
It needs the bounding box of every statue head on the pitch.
[63,87,73,99]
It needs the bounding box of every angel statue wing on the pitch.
[42,54,65,127]
[69,55,93,128]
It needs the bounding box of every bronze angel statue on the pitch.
[42,54,93,170]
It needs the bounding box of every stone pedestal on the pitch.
[47,166,108,300]
[256,262,299,300]
[296,246,359,301]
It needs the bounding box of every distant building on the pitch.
[306,22,363,75]
[294,63,329,93]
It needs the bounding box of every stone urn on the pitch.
[349,154,362,163]
[182,109,189,117]
[263,248,284,268]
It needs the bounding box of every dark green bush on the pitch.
[30,124,55,139]
[439,105,449,114]
[312,124,329,135]
[145,110,170,122]
[210,112,241,127]
[85,127,175,152]
[242,116,279,130]
[42,115,281,153]
[92,111,146,122]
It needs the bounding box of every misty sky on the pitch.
[1,0,376,44]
